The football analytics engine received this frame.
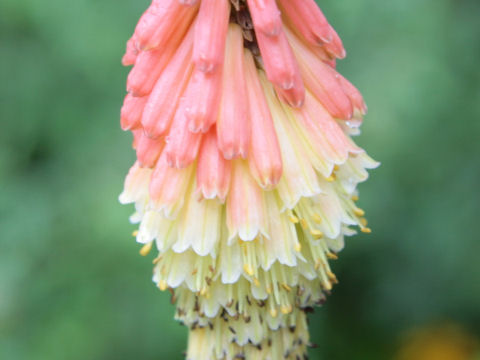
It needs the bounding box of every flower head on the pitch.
[119,0,378,358]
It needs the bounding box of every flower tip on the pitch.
[319,33,333,44]
[220,143,248,161]
[195,58,217,73]
[292,97,305,108]
[260,170,282,190]
[122,55,135,67]
[118,192,128,205]
[187,117,209,134]
[166,152,183,169]
[247,0,282,37]
[279,78,295,91]
[259,18,282,37]
[277,84,305,108]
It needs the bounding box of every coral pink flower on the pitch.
[119,1,378,359]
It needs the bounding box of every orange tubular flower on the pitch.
[119,0,378,359]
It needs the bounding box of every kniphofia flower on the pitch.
[119,0,378,358]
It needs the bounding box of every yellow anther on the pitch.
[326,252,338,260]
[299,219,308,229]
[281,306,292,315]
[294,243,302,252]
[333,165,340,171]
[281,283,292,292]
[360,218,368,226]
[314,261,322,270]
[270,308,278,318]
[351,195,359,201]
[191,268,198,275]
[132,230,139,237]
[324,281,333,291]
[310,229,324,239]
[152,255,162,265]
[326,271,337,281]
[361,227,372,234]
[139,242,153,256]
[158,280,168,291]
[312,213,323,224]
[243,264,254,276]
[253,278,260,287]
[354,208,365,217]
[266,285,272,294]
[200,287,207,296]
[289,215,299,224]
[326,174,336,182]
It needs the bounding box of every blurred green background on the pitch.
[1,0,479,359]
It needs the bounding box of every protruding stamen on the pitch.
[139,241,153,256]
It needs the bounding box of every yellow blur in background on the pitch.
[396,324,479,360]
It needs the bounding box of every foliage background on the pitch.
[1,0,479,359]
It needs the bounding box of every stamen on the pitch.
[139,241,153,256]
[289,215,300,224]
[312,213,322,224]
[158,280,168,291]
[353,208,365,217]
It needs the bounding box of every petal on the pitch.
[262,192,298,267]
[174,191,222,257]
[193,0,230,72]
[142,29,194,138]
[219,238,243,284]
[246,0,282,36]
[260,75,321,209]
[149,152,194,219]
[127,46,176,97]
[122,36,138,66]
[217,24,250,160]
[119,161,152,205]
[254,27,305,107]
[196,128,232,202]
[165,98,203,169]
[227,160,267,242]
[134,0,198,51]
[285,28,353,119]
[120,94,147,131]
[278,0,345,59]
[337,73,367,116]
[184,68,223,134]
[244,50,283,189]
[135,132,164,168]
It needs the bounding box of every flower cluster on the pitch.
[119,0,377,359]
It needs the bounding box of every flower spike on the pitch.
[119,1,378,358]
